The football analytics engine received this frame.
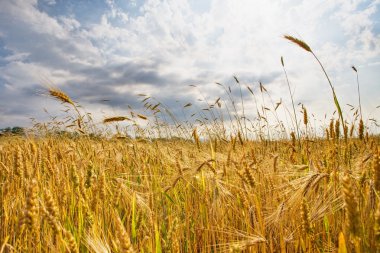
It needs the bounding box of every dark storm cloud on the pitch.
[62,81,139,109]
[59,60,186,110]
[77,61,181,88]
[0,82,51,128]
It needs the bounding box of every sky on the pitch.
[0,0,379,134]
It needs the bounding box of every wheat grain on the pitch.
[48,88,74,106]
[103,116,131,123]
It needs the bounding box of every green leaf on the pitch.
[163,192,175,204]
[131,193,137,241]
[155,223,162,253]
[323,215,329,237]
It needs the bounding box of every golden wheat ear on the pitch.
[103,116,131,123]
[283,35,312,52]
[48,88,74,106]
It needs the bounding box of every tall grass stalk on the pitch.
[284,35,344,128]
[352,66,362,121]
[281,56,301,145]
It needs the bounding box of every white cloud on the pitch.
[58,16,81,31]
[43,0,56,6]
[0,0,379,133]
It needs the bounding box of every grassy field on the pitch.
[0,36,379,252]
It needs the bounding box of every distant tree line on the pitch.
[0,127,25,136]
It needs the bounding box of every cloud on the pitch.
[43,0,56,6]
[0,0,379,133]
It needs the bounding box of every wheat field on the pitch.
[0,36,379,253]
[0,129,379,252]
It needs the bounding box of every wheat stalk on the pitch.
[103,116,131,123]
[284,35,344,127]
